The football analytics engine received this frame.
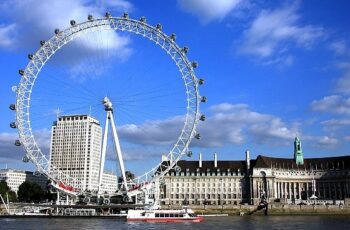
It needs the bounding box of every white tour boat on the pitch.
[127,208,204,223]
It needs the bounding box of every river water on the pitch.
[1,216,349,230]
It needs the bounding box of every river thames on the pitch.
[1,216,349,230]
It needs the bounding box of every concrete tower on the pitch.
[49,115,102,191]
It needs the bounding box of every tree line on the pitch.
[0,180,55,203]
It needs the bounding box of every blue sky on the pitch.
[0,0,350,175]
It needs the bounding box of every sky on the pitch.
[0,0,350,176]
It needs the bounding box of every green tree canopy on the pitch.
[18,181,45,203]
[0,181,17,203]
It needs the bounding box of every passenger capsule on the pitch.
[88,15,93,21]
[103,198,110,205]
[175,166,181,173]
[198,78,204,85]
[9,104,16,110]
[170,33,176,41]
[156,23,162,31]
[195,133,201,140]
[201,96,207,103]
[70,20,76,26]
[40,40,46,46]
[10,122,17,129]
[105,12,111,18]
[187,151,193,157]
[19,69,25,76]
[54,29,60,34]
[123,12,129,18]
[22,156,30,163]
[192,61,198,68]
[28,54,34,60]
[182,46,189,54]
[14,140,21,146]
[140,17,146,23]
[199,114,206,121]
[33,171,41,176]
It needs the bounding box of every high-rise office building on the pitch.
[49,115,102,192]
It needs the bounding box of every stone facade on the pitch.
[160,139,350,205]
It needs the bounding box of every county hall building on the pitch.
[160,137,350,205]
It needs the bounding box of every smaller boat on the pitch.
[127,207,204,223]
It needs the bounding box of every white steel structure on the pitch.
[98,97,128,195]
[49,115,102,192]
[11,13,205,199]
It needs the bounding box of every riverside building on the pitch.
[160,137,350,205]
[49,115,103,192]
[0,169,48,194]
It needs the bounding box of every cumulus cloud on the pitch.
[321,119,350,126]
[334,61,350,94]
[119,116,183,146]
[117,102,299,148]
[0,24,17,47]
[0,0,133,78]
[317,136,339,146]
[239,3,323,64]
[177,0,242,24]
[0,129,51,163]
[329,40,348,56]
[311,95,350,115]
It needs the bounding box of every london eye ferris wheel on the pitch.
[10,12,206,201]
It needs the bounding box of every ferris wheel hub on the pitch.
[103,96,113,111]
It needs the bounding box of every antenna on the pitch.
[56,107,61,120]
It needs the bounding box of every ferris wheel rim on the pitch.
[15,15,202,195]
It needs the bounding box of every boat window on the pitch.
[165,213,170,217]
[174,214,179,217]
[170,213,174,217]
[160,213,165,218]
[179,214,184,217]
[155,213,160,218]
[141,212,145,216]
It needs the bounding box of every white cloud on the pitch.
[118,102,299,148]
[317,136,339,146]
[239,3,323,64]
[0,24,17,47]
[177,0,242,24]
[321,119,350,126]
[311,95,350,115]
[329,40,348,56]
[0,0,133,77]
[119,116,183,146]
[0,129,51,163]
[335,61,350,94]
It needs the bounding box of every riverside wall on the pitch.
[163,204,350,216]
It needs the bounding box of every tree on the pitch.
[0,181,17,203]
[18,181,45,203]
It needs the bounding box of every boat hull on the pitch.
[127,216,204,223]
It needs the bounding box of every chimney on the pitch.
[199,153,202,168]
[246,150,250,170]
[214,152,217,168]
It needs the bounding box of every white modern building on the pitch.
[101,171,118,194]
[49,115,102,192]
[0,169,48,194]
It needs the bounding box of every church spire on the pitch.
[294,136,304,165]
